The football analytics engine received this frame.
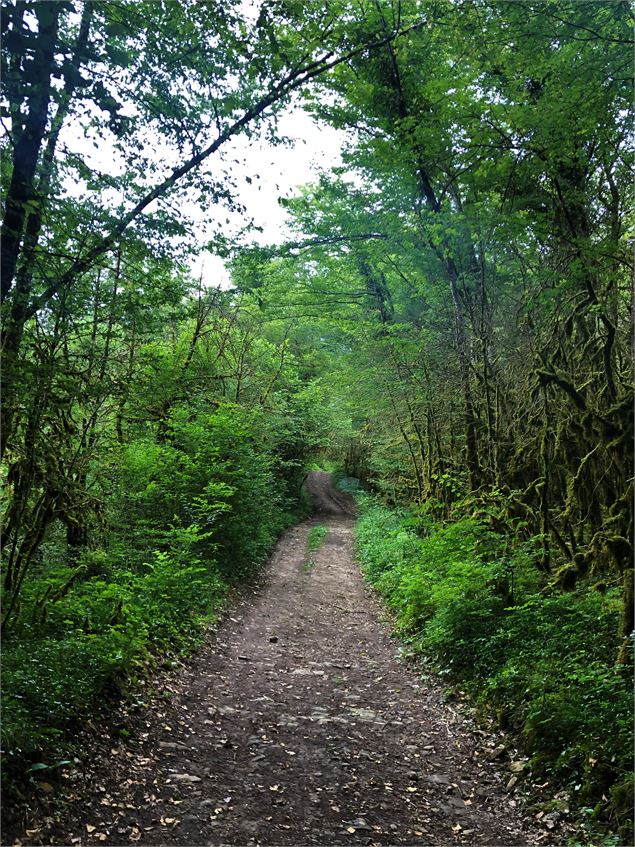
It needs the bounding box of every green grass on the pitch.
[303,524,329,572]
[307,524,328,552]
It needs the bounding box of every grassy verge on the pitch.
[354,494,633,844]
[307,525,329,552]
[303,524,328,572]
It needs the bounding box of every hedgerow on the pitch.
[355,495,633,841]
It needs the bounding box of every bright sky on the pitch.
[191,108,346,288]
[58,98,346,289]
[200,0,348,287]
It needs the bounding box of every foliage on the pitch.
[0,283,329,777]
[333,473,362,495]
[356,496,633,839]
[243,0,634,660]
[307,524,329,553]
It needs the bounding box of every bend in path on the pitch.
[29,474,553,846]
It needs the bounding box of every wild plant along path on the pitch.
[37,473,549,846]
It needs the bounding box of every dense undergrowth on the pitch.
[354,492,633,843]
[1,2,632,842]
[1,404,309,786]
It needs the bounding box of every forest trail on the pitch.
[26,475,552,847]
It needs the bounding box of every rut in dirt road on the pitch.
[31,474,551,846]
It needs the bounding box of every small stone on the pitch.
[426,773,452,785]
[37,782,54,793]
[172,774,202,783]
[506,775,519,791]
[350,707,377,721]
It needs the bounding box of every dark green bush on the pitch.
[1,401,309,771]
[355,496,633,837]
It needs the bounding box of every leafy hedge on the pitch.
[355,495,633,841]
[1,404,307,769]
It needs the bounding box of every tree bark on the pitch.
[0,3,59,300]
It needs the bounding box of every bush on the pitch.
[1,547,224,763]
[355,496,633,837]
[1,401,308,773]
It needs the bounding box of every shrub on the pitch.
[355,496,633,837]
[1,401,308,775]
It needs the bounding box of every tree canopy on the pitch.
[1,1,633,840]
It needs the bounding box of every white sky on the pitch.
[55,93,346,288]
[190,108,346,288]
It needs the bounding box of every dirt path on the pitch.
[19,474,557,846]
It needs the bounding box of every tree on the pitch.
[1,0,420,454]
[235,0,633,655]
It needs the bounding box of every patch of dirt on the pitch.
[12,474,568,846]
[304,471,356,517]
